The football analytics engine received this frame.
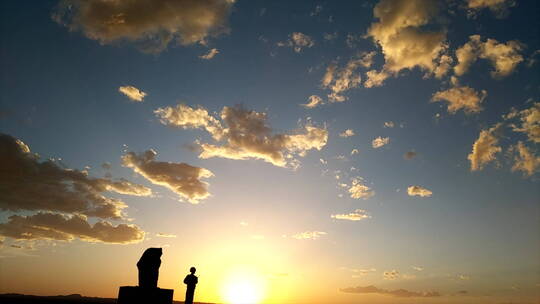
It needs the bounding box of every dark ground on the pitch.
[0,294,216,304]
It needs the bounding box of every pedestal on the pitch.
[117,286,173,304]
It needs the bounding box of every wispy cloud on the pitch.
[341,285,440,298]
[199,48,219,60]
[407,185,433,197]
[372,136,389,148]
[292,231,327,240]
[331,209,371,221]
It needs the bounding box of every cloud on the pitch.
[53,0,234,53]
[407,185,433,197]
[302,95,324,108]
[156,233,177,238]
[0,212,144,244]
[364,69,390,88]
[383,270,400,280]
[199,48,219,60]
[351,149,359,155]
[292,231,327,240]
[511,142,540,177]
[340,285,440,298]
[331,209,371,221]
[508,102,540,143]
[431,86,486,114]
[466,0,515,18]
[372,136,389,148]
[454,35,524,78]
[383,121,394,128]
[155,104,328,168]
[0,133,151,219]
[118,86,147,102]
[321,54,370,102]
[339,129,355,138]
[467,124,502,171]
[412,266,424,271]
[365,0,447,86]
[349,178,375,200]
[277,32,315,53]
[404,151,417,160]
[122,149,213,204]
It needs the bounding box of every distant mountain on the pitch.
[0,293,216,304]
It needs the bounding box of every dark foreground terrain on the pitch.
[0,294,215,304]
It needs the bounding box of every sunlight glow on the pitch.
[221,268,265,304]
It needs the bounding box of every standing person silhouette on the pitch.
[183,267,198,304]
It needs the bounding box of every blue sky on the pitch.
[1,0,539,303]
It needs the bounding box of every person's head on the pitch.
[190,267,196,274]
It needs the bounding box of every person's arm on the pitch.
[183,275,189,284]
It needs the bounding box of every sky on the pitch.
[0,0,539,303]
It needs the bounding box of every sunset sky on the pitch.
[1,0,539,303]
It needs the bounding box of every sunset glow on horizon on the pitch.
[1,0,539,303]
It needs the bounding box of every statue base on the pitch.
[117,286,173,304]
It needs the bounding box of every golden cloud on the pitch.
[467,124,502,171]
[122,149,213,204]
[118,86,146,102]
[0,133,151,219]
[348,178,375,200]
[431,86,486,114]
[199,48,220,60]
[508,102,540,143]
[302,95,324,109]
[339,129,355,138]
[454,35,524,78]
[53,0,234,53]
[155,104,327,168]
[331,209,371,221]
[372,136,389,148]
[277,32,315,53]
[366,0,447,86]
[0,212,144,244]
[511,142,540,177]
[407,185,433,197]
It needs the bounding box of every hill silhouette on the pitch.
[0,293,216,304]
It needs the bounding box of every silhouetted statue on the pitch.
[137,248,162,288]
[183,267,198,304]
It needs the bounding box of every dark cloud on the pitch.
[53,0,234,53]
[0,133,151,219]
[0,212,144,244]
[340,285,441,298]
[122,149,213,204]
[404,151,417,160]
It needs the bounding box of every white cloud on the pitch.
[431,86,486,114]
[331,209,371,221]
[199,48,219,60]
[119,86,147,102]
[321,52,374,102]
[155,104,328,168]
[351,149,359,155]
[407,185,433,197]
[122,149,213,204]
[53,0,235,53]
[372,136,389,148]
[467,124,502,171]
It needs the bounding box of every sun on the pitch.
[221,269,266,304]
